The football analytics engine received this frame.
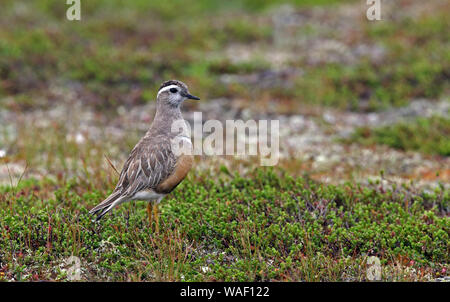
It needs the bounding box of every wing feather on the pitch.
[113,135,176,198]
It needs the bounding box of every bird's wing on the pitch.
[114,135,177,198]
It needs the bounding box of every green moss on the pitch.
[0,169,448,281]
[352,116,450,156]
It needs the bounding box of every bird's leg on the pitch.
[146,203,153,230]
[153,203,159,234]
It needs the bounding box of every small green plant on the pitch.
[352,116,450,156]
[0,169,448,281]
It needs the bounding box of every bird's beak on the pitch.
[184,93,200,100]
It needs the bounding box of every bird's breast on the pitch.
[155,154,193,194]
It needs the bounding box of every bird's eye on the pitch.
[169,88,178,93]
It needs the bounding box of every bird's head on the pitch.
[156,80,200,107]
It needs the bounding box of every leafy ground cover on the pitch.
[0,169,448,281]
[352,116,450,156]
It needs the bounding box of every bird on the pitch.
[89,80,199,232]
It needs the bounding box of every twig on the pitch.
[104,154,120,176]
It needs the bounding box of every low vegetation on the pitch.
[0,169,448,281]
[0,0,448,111]
[352,116,450,156]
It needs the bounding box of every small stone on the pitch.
[201,266,211,273]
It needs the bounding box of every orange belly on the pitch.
[155,155,193,194]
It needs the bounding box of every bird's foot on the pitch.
[146,203,153,230]
[153,203,159,234]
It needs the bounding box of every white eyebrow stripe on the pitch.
[157,85,180,97]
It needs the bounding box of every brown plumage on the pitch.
[156,155,193,194]
[89,80,199,222]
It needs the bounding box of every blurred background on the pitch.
[0,0,448,186]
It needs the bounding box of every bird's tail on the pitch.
[89,191,125,221]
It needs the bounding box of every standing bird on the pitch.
[89,80,199,232]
